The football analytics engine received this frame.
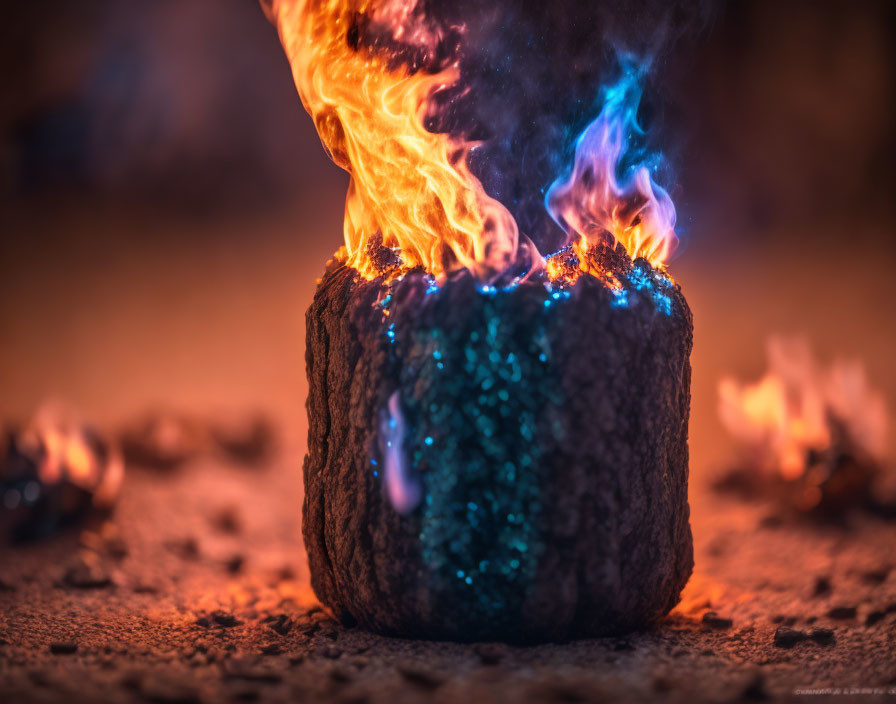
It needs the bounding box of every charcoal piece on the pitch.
[702,612,733,630]
[808,627,836,645]
[49,642,78,655]
[302,254,693,642]
[827,606,857,620]
[211,611,241,628]
[773,627,807,648]
[812,576,832,597]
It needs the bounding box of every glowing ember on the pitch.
[265,0,678,283]
[719,337,887,495]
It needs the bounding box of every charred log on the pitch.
[303,253,693,642]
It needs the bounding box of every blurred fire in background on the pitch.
[718,336,889,515]
[0,0,894,521]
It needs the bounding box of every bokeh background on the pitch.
[2,0,895,476]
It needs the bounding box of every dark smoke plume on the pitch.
[350,0,716,257]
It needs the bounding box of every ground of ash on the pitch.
[1,453,895,704]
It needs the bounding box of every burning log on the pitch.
[267,0,695,641]
[303,246,693,642]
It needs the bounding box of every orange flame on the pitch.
[718,337,888,480]
[268,1,679,282]
[267,0,520,281]
[21,402,124,506]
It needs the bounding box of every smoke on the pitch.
[349,0,716,257]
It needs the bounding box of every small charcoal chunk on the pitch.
[773,627,807,648]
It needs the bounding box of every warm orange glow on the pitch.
[718,337,888,480]
[22,402,124,506]
[268,0,520,282]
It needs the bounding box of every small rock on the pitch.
[317,624,339,640]
[862,568,890,585]
[210,506,242,535]
[260,644,282,656]
[773,627,807,648]
[101,533,129,562]
[702,611,733,629]
[812,576,831,597]
[473,642,507,665]
[275,565,295,582]
[808,627,835,645]
[865,611,886,627]
[827,606,857,620]
[296,621,320,638]
[398,665,444,690]
[266,614,292,636]
[49,642,78,655]
[225,554,245,574]
[211,610,242,628]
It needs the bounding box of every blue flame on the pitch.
[545,56,678,264]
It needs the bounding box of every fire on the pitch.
[267,0,519,281]
[267,1,679,282]
[718,337,888,481]
[546,63,678,269]
[20,402,123,506]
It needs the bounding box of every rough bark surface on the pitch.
[303,257,694,642]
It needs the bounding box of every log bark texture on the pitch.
[303,255,693,642]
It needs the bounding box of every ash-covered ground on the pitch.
[2,441,895,704]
